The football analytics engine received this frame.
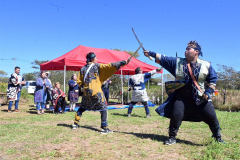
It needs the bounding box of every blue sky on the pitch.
[0,0,240,77]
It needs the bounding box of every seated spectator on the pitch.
[52,82,67,114]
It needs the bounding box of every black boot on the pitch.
[164,127,178,145]
[210,125,225,143]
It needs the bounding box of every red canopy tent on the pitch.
[40,45,162,75]
[40,45,164,104]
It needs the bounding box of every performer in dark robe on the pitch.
[128,67,161,118]
[144,40,224,145]
[72,52,129,134]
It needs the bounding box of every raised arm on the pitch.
[144,51,177,77]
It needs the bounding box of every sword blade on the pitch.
[129,44,142,60]
[132,28,145,51]
[131,28,153,61]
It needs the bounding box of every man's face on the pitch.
[185,47,198,61]
[15,68,20,74]
[139,69,143,74]
[92,57,97,63]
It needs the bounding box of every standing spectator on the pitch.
[101,78,112,104]
[34,70,52,115]
[7,66,26,112]
[52,82,67,114]
[45,71,52,110]
[68,74,79,112]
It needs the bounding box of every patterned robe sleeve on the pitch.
[149,51,177,77]
[10,75,18,86]
[36,78,44,87]
[99,61,125,83]
[205,64,217,95]
[144,69,157,83]
[77,71,84,86]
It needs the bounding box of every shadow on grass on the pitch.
[117,131,203,146]
[26,109,53,114]
[1,109,8,112]
[57,124,101,132]
[111,112,143,118]
[69,125,203,146]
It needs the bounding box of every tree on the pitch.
[22,72,39,81]
[216,64,240,104]
[163,74,175,82]
[31,60,49,69]
[0,70,7,77]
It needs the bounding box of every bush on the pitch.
[0,83,8,93]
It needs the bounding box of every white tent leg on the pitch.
[121,70,123,106]
[127,74,129,103]
[64,65,66,93]
[148,80,149,89]
[161,72,163,103]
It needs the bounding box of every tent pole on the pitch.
[148,80,149,90]
[162,72,163,103]
[121,69,123,106]
[64,65,66,93]
[127,73,129,103]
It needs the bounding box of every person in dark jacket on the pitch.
[144,40,224,145]
[68,74,79,112]
[101,78,112,104]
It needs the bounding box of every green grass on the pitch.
[0,101,239,159]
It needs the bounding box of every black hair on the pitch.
[86,52,96,63]
[135,67,141,74]
[15,66,20,70]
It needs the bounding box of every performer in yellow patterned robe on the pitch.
[72,52,129,134]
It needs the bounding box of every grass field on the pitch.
[0,101,239,160]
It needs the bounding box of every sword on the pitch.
[132,28,153,61]
[129,45,142,60]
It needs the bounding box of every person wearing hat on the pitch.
[45,71,52,110]
[52,82,67,114]
[34,70,52,115]
[144,40,224,145]
[68,74,79,112]
[128,67,162,118]
[72,52,130,134]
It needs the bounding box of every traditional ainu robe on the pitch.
[77,61,123,111]
[129,69,157,102]
[7,73,24,101]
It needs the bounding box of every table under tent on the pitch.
[40,45,164,112]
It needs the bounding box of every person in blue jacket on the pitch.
[128,67,161,118]
[68,74,79,112]
[144,40,224,145]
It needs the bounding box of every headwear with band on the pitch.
[135,67,142,74]
[187,40,203,57]
[86,52,96,63]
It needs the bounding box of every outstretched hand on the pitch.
[122,59,130,67]
[144,50,150,57]
[203,94,209,100]
[157,67,162,72]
